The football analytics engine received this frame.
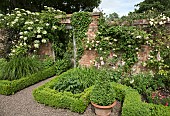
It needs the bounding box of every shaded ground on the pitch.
[0,77,121,116]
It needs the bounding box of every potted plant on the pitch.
[90,75,116,116]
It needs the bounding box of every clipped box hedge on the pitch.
[0,66,56,95]
[33,69,170,115]
[111,82,170,116]
[33,69,93,113]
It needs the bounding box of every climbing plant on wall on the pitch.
[70,12,92,63]
[0,7,67,59]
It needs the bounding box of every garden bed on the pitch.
[33,68,170,115]
[0,66,56,95]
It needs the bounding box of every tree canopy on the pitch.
[135,0,170,14]
[0,0,101,14]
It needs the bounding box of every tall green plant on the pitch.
[0,56,43,81]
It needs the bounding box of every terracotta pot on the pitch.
[91,101,117,116]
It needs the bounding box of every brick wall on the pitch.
[79,12,100,66]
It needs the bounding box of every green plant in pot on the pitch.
[90,74,116,116]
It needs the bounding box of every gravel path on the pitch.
[0,77,121,116]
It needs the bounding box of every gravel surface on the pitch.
[0,77,121,116]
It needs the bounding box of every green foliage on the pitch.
[135,0,170,16]
[0,0,101,14]
[0,7,67,58]
[90,75,116,106]
[71,12,92,63]
[0,66,56,95]
[122,73,159,95]
[54,58,72,75]
[0,58,7,77]
[33,71,94,113]
[53,68,99,94]
[86,25,149,71]
[33,73,170,114]
[41,56,54,69]
[0,55,43,81]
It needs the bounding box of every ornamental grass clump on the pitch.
[90,74,116,106]
[0,55,43,81]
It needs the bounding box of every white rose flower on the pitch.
[149,21,153,26]
[87,41,89,43]
[100,61,105,66]
[24,43,27,46]
[89,48,92,50]
[99,48,102,50]
[100,57,103,61]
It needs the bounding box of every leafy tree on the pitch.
[135,0,170,14]
[0,0,101,14]
[106,12,119,21]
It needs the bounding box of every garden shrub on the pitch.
[53,68,99,94]
[0,55,43,81]
[33,71,170,115]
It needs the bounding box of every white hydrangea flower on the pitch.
[17,14,22,17]
[52,26,57,29]
[19,32,23,35]
[28,27,33,30]
[34,43,39,48]
[42,30,47,34]
[136,36,142,38]
[23,37,27,40]
[0,14,3,17]
[114,39,117,41]
[46,23,50,26]
[37,35,42,38]
[20,36,24,39]
[159,21,164,25]
[41,39,47,43]
[14,19,18,22]
[16,11,21,14]
[34,40,40,43]
[24,31,28,34]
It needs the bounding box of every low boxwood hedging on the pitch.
[33,69,170,115]
[0,66,56,95]
[111,82,170,116]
